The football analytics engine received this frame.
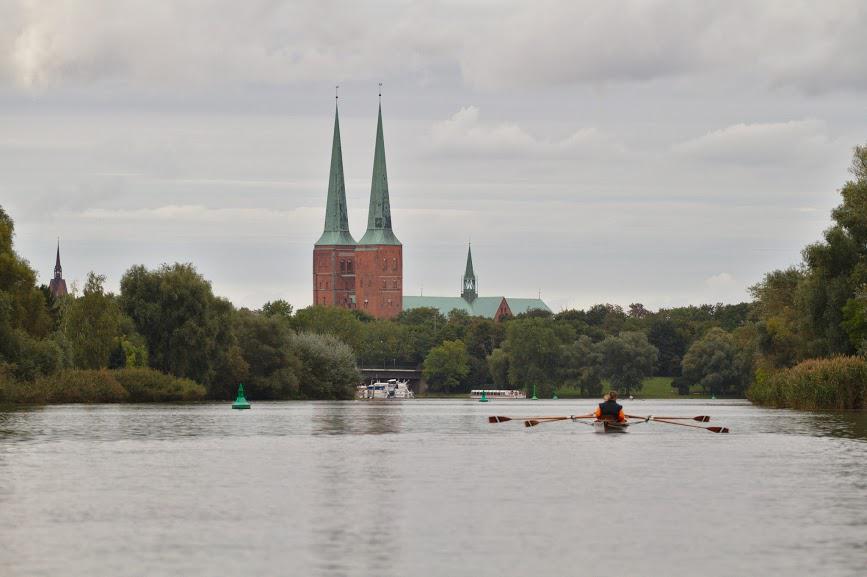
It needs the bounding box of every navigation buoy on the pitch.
[479,390,489,403]
[531,384,538,400]
[232,383,251,409]
[552,391,559,400]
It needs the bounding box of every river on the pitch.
[0,399,865,577]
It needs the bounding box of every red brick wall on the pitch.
[354,245,403,319]
[312,246,357,309]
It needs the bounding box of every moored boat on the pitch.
[357,379,415,399]
[593,420,629,433]
[470,389,527,400]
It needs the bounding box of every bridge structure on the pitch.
[358,366,422,384]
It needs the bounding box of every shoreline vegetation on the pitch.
[1,144,866,411]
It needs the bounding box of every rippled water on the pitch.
[1,399,865,577]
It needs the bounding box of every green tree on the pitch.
[558,335,603,397]
[487,348,509,386]
[261,299,294,319]
[293,332,360,399]
[64,272,123,369]
[647,318,688,376]
[751,268,807,367]
[358,319,412,367]
[423,340,470,393]
[120,263,240,395]
[503,317,572,397]
[234,309,301,399]
[292,305,364,351]
[599,331,657,395]
[682,327,752,396]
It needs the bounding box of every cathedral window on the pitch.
[340,260,346,273]
[382,258,387,271]
[392,258,397,271]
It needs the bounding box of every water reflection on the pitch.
[310,402,403,436]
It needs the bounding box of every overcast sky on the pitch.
[2,0,866,312]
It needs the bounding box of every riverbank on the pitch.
[747,356,866,410]
[0,368,206,404]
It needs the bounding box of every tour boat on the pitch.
[358,379,415,399]
[469,389,527,400]
[593,420,630,434]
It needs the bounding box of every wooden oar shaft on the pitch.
[489,415,595,423]
[626,414,710,422]
[652,417,729,433]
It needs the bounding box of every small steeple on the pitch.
[49,238,68,298]
[461,244,477,303]
[358,96,400,246]
[54,238,62,278]
[316,98,356,246]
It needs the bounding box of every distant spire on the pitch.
[54,238,62,277]
[316,99,356,246]
[461,243,477,303]
[49,238,68,297]
[359,97,401,246]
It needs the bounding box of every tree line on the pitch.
[2,143,865,405]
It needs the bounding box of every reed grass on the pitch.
[747,356,867,410]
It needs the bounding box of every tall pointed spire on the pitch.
[359,100,400,245]
[49,238,68,297]
[54,238,62,278]
[461,244,477,303]
[316,101,356,246]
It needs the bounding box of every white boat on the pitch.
[358,379,415,399]
[469,389,527,400]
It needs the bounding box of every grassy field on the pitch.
[554,377,713,399]
[417,377,717,400]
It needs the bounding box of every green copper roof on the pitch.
[504,298,552,314]
[316,104,357,246]
[403,295,551,319]
[359,104,400,246]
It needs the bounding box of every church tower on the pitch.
[355,100,403,318]
[461,244,477,303]
[49,239,68,298]
[312,101,357,309]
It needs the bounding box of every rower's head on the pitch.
[607,390,618,402]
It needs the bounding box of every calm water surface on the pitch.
[1,399,865,577]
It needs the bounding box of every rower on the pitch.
[595,390,626,422]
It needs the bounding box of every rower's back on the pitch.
[596,392,626,422]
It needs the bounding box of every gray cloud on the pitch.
[1,1,865,312]
[2,1,866,93]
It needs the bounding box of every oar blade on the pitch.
[695,415,711,422]
[488,416,512,423]
[709,426,729,434]
[524,420,541,428]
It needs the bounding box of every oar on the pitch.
[489,415,571,423]
[651,417,729,434]
[523,416,597,427]
[626,414,711,423]
[525,417,572,427]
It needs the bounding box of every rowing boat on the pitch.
[593,420,629,434]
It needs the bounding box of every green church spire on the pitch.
[359,103,401,246]
[316,103,356,246]
[461,244,477,303]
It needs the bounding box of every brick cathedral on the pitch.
[313,99,402,319]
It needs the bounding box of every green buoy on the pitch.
[232,383,251,410]
[552,391,559,400]
[531,384,538,400]
[479,390,489,403]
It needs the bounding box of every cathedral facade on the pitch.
[313,101,402,319]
